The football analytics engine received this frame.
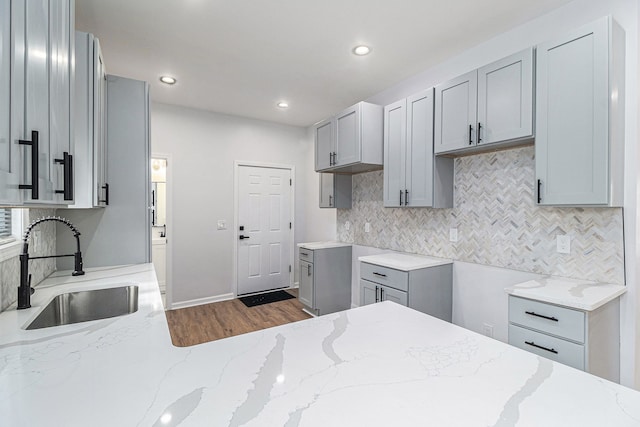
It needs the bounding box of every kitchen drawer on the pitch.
[360,262,409,292]
[299,248,314,263]
[509,296,585,343]
[509,324,585,370]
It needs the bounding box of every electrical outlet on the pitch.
[556,235,571,254]
[365,222,371,233]
[449,228,458,242]
[217,220,227,230]
[482,323,494,338]
[345,221,350,231]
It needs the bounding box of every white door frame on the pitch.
[151,152,173,309]
[234,161,295,297]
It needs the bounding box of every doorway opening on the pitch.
[235,162,294,297]
[151,155,171,308]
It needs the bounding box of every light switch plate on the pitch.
[345,221,350,231]
[365,222,370,233]
[449,228,458,242]
[217,220,227,230]
[557,235,570,254]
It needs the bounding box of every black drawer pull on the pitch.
[525,341,558,354]
[99,183,110,205]
[373,272,387,278]
[525,311,558,322]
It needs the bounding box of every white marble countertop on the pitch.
[359,252,453,271]
[2,264,640,426]
[505,276,627,311]
[298,241,351,250]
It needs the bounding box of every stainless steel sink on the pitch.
[26,285,139,330]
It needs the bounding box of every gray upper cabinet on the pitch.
[536,17,624,207]
[435,48,534,155]
[9,0,74,206]
[0,0,19,205]
[314,101,383,174]
[477,48,534,146]
[319,173,352,209]
[434,70,477,154]
[384,89,453,208]
[74,31,108,208]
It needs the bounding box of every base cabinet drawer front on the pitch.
[509,324,585,370]
[360,280,408,307]
[361,262,408,292]
[509,296,585,343]
[299,248,314,263]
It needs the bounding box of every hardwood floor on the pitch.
[165,289,312,347]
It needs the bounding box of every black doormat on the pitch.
[239,290,295,308]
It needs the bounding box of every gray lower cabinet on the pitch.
[319,173,351,208]
[434,48,534,155]
[508,295,620,382]
[535,16,624,206]
[298,245,352,316]
[384,88,453,208]
[359,261,452,322]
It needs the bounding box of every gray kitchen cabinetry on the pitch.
[435,48,534,155]
[359,261,452,321]
[319,173,351,208]
[508,295,620,382]
[74,31,108,208]
[11,0,75,205]
[1,0,75,206]
[298,245,352,316]
[535,16,624,206]
[314,102,383,174]
[383,88,453,208]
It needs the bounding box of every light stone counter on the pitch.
[1,264,640,426]
[505,276,627,311]
[297,241,351,250]
[359,252,453,271]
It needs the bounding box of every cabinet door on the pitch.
[477,48,533,146]
[0,0,20,204]
[360,279,378,306]
[94,38,108,206]
[536,18,610,205]
[319,173,334,208]
[434,70,477,154]
[335,104,361,166]
[406,89,434,207]
[314,119,333,171]
[383,99,406,207]
[380,285,408,306]
[299,260,314,308]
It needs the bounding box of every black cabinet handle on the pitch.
[525,341,558,354]
[405,189,409,206]
[525,311,558,322]
[19,130,39,199]
[307,264,311,276]
[333,152,337,165]
[373,272,387,277]
[329,152,333,166]
[239,235,250,240]
[300,252,309,256]
[329,194,333,207]
[375,286,379,302]
[477,122,482,144]
[54,152,74,200]
[380,288,384,301]
[468,124,473,145]
[399,190,403,206]
[537,179,542,203]
[99,183,110,205]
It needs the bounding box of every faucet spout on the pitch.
[17,216,85,310]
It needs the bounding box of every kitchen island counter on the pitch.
[1,264,639,426]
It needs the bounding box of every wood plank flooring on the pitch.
[165,289,312,347]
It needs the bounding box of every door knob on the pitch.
[239,235,250,240]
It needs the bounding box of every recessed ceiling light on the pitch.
[352,45,371,56]
[277,101,289,109]
[159,76,177,85]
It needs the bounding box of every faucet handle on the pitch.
[28,274,34,295]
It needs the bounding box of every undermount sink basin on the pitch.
[26,285,139,330]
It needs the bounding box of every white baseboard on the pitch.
[351,303,359,309]
[169,293,234,310]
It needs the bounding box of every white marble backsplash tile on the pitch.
[337,146,625,284]
[0,209,57,311]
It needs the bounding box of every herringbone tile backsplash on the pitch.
[337,146,625,284]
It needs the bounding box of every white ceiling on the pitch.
[76,0,572,127]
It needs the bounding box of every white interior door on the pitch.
[237,165,292,295]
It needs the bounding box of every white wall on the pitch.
[151,103,335,307]
[363,0,639,388]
